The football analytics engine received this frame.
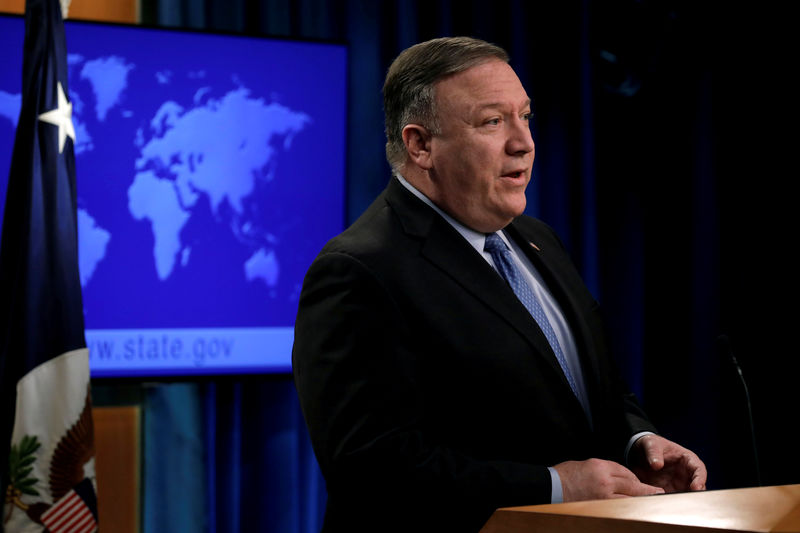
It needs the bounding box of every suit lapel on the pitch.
[504,222,603,409]
[421,220,555,357]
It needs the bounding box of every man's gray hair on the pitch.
[383,36,510,173]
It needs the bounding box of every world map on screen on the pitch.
[1,55,309,324]
[74,55,310,288]
[0,20,346,345]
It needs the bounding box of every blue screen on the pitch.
[0,16,347,377]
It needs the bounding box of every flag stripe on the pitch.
[43,494,86,530]
[42,493,96,533]
[40,484,99,533]
[66,511,96,533]
[54,506,91,532]
[41,491,80,522]
[54,508,86,533]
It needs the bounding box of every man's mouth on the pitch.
[501,170,526,179]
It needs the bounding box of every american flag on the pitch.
[40,481,98,533]
[0,0,98,531]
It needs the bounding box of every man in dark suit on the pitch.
[292,36,706,532]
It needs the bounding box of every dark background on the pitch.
[90,0,796,530]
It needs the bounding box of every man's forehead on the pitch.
[434,61,530,111]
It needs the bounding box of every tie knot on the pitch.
[484,233,508,255]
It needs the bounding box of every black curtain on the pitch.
[94,1,797,531]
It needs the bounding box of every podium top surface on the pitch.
[481,484,800,533]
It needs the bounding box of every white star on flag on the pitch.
[38,81,76,153]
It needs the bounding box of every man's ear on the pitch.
[402,124,433,170]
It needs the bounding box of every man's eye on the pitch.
[485,118,500,126]
[522,112,532,121]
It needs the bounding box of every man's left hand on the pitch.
[630,434,707,493]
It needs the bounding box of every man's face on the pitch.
[426,60,535,233]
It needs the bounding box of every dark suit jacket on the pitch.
[292,177,656,532]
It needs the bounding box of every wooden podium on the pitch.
[480,485,800,533]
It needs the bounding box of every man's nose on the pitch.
[507,118,535,155]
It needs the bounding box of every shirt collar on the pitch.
[395,174,509,255]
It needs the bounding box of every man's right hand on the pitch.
[553,458,665,501]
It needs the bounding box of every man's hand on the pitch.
[629,434,707,493]
[553,458,665,502]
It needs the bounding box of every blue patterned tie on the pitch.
[484,233,581,400]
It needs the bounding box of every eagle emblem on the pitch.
[4,385,98,532]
